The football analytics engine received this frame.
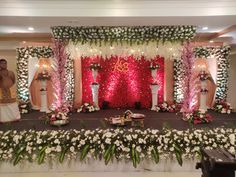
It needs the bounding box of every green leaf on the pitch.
[59,147,68,163]
[80,144,90,161]
[151,148,159,164]
[13,154,22,166]
[38,151,46,164]
[175,150,183,166]
[131,147,137,168]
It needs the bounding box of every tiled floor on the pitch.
[0,172,201,177]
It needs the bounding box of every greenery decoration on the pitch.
[51,26,197,45]
[174,46,231,103]
[0,128,235,167]
[16,46,53,103]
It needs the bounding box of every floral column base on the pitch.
[40,80,48,112]
[90,84,100,110]
[150,84,159,110]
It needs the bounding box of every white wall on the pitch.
[227,53,236,111]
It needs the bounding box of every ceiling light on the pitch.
[22,41,26,44]
[202,26,208,30]
[28,27,34,31]
[209,40,214,43]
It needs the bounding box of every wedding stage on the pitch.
[0,109,235,131]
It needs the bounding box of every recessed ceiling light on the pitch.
[209,40,214,43]
[22,41,26,44]
[202,26,208,30]
[28,27,34,31]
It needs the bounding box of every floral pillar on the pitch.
[90,84,100,109]
[40,80,48,112]
[150,84,159,110]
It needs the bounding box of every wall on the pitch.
[0,50,17,75]
[227,53,236,111]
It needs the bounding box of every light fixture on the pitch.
[22,41,26,44]
[209,40,214,43]
[28,27,34,31]
[202,26,208,30]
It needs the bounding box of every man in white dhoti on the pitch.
[0,59,20,123]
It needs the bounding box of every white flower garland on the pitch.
[52,26,197,45]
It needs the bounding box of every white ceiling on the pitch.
[0,0,236,50]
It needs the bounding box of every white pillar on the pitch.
[92,70,98,82]
[40,80,48,112]
[151,69,157,79]
[150,84,159,110]
[199,80,207,111]
[90,84,100,110]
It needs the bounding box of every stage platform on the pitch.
[0,109,235,131]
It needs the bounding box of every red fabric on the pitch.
[82,56,164,108]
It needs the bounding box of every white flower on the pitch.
[126,135,132,141]
[105,138,111,144]
[80,140,85,145]
[136,146,142,152]
[45,147,51,154]
[229,134,235,145]
[56,145,61,152]
[105,132,112,138]
[70,146,75,152]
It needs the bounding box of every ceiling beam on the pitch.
[0,33,52,42]
[208,25,236,40]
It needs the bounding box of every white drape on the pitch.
[207,57,217,85]
[28,57,39,107]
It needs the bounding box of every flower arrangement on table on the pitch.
[90,62,101,70]
[18,101,31,114]
[200,88,208,94]
[198,71,209,81]
[183,109,213,124]
[155,102,177,112]
[149,63,159,70]
[45,108,69,126]
[36,70,51,80]
[77,103,99,113]
[213,100,233,114]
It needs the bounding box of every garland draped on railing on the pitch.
[16,46,53,103]
[51,26,196,45]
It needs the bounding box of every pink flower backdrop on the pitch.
[82,56,164,108]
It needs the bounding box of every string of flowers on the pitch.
[51,41,69,110]
[173,59,185,103]
[0,128,235,167]
[181,43,198,114]
[213,100,232,114]
[64,55,75,103]
[51,26,197,45]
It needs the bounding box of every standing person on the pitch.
[0,58,20,123]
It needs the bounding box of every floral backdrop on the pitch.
[82,56,164,108]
